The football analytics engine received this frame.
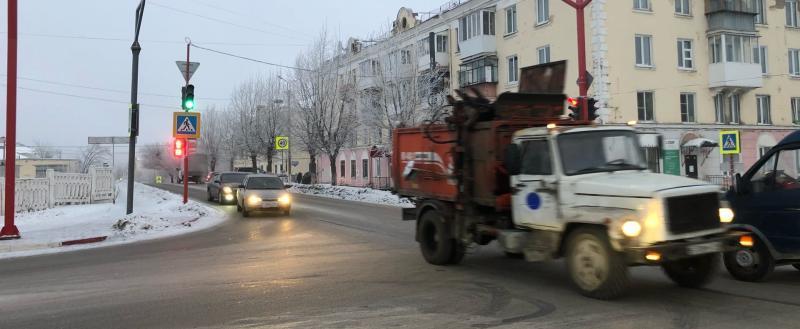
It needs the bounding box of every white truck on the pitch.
[393,90,747,299]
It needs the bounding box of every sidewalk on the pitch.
[0,181,226,259]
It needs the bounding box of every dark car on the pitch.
[207,172,249,204]
[724,130,800,281]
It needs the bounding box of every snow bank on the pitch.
[0,181,226,259]
[289,184,414,208]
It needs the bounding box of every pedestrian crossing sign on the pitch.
[173,112,201,139]
[720,130,740,155]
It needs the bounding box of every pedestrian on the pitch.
[169,173,174,184]
[296,172,303,183]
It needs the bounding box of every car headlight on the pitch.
[719,207,735,223]
[278,194,291,205]
[247,195,262,205]
[222,186,233,194]
[621,220,642,237]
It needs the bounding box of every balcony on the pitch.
[459,35,496,61]
[709,62,762,89]
[417,52,450,72]
[705,0,757,33]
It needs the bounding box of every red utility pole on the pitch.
[2,0,21,239]
[562,0,593,121]
[183,42,190,204]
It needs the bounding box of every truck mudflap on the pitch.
[626,231,748,265]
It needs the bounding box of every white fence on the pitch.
[0,167,115,213]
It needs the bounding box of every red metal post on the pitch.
[182,42,190,204]
[562,0,593,121]
[2,0,21,239]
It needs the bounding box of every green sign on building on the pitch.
[662,139,681,176]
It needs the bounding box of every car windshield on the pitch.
[246,177,284,190]
[558,130,647,175]
[220,173,248,184]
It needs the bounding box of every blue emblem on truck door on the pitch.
[526,193,541,210]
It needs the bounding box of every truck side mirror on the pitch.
[504,144,521,176]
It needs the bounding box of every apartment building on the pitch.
[318,0,800,186]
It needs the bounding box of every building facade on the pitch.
[318,0,800,186]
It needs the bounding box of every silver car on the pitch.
[236,175,292,217]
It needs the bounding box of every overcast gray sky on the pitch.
[0,0,435,157]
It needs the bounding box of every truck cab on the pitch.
[723,130,800,281]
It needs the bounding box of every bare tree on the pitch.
[199,105,223,171]
[294,29,360,185]
[32,141,57,159]
[78,144,111,173]
[229,77,267,170]
[140,143,180,180]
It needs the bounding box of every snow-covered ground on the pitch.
[289,184,414,208]
[0,181,226,259]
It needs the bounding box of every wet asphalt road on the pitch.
[1,183,799,328]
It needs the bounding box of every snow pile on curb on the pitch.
[0,181,226,259]
[289,184,414,208]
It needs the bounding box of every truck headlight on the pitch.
[621,220,642,237]
[247,195,261,205]
[719,208,735,223]
[222,186,233,194]
[278,194,291,205]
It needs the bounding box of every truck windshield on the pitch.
[558,130,647,175]
[246,177,284,190]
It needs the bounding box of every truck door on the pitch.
[511,139,559,229]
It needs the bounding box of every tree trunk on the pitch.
[267,154,274,174]
[308,151,317,178]
[250,153,258,170]
[328,154,338,186]
[229,155,235,172]
[210,157,217,171]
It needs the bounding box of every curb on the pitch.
[60,236,108,246]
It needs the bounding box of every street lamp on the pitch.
[126,0,146,215]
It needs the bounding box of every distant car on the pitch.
[236,174,292,217]
[724,130,800,282]
[207,172,248,204]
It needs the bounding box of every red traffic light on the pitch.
[567,97,579,107]
[173,138,187,158]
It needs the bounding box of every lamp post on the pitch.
[126,0,146,215]
[2,0,21,239]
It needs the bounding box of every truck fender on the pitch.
[563,207,639,253]
[414,200,455,242]
[727,224,780,259]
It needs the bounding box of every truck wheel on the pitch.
[662,254,718,288]
[419,210,457,266]
[449,242,466,264]
[242,207,250,218]
[723,238,774,282]
[566,227,629,299]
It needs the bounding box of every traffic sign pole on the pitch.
[183,41,190,205]
[2,0,21,239]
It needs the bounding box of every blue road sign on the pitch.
[173,112,201,139]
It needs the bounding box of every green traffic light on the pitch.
[184,98,194,110]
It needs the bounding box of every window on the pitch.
[680,93,696,122]
[521,139,552,175]
[458,57,498,87]
[790,49,800,77]
[675,0,691,15]
[537,0,550,24]
[755,0,766,24]
[340,160,345,178]
[709,35,723,63]
[757,95,772,125]
[507,55,519,83]
[483,11,495,35]
[506,5,517,34]
[362,159,369,178]
[400,49,412,64]
[788,0,799,27]
[637,91,655,121]
[416,39,429,57]
[714,94,725,123]
[460,11,494,40]
[634,0,651,11]
[677,39,694,69]
[436,35,448,53]
[751,149,800,193]
[729,94,741,124]
[754,45,768,74]
[711,34,757,64]
[792,97,800,124]
[537,45,551,64]
[635,35,653,67]
[350,159,356,178]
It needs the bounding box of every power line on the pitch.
[148,2,304,42]
[192,0,316,40]
[0,83,176,110]
[0,31,307,47]
[191,43,311,71]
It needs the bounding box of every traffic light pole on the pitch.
[2,0,21,239]
[562,0,593,122]
[183,42,190,204]
[126,0,146,215]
